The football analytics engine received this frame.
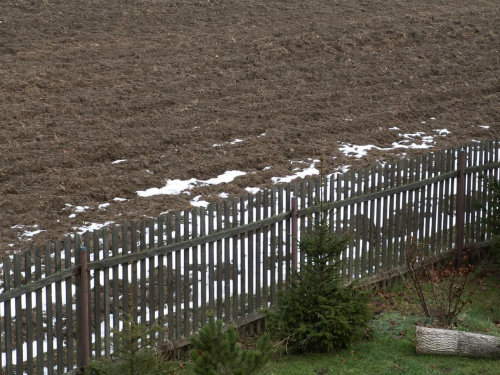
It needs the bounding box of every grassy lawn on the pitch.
[181,257,500,375]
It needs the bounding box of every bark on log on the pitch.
[416,326,500,359]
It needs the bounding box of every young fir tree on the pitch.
[190,315,273,375]
[483,176,500,253]
[267,212,371,353]
[86,313,177,375]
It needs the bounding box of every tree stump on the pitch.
[416,326,500,359]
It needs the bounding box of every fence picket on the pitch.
[64,236,73,368]
[25,250,34,374]
[232,198,239,320]
[54,242,63,373]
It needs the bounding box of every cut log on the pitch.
[416,326,500,359]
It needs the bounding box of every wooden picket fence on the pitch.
[0,140,499,374]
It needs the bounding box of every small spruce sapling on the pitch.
[190,315,273,375]
[267,211,371,353]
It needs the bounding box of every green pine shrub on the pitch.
[189,315,273,375]
[482,176,500,253]
[267,213,371,353]
[86,313,177,375]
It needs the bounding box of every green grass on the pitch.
[178,259,500,375]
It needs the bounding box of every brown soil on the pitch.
[1,0,499,255]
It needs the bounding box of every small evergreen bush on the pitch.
[267,213,371,353]
[86,313,177,375]
[190,315,273,375]
[482,176,500,253]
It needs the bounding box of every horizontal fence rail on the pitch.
[0,140,499,374]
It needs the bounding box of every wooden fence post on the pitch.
[80,246,90,371]
[456,150,466,268]
[291,197,298,272]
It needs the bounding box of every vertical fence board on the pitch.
[35,248,44,375]
[247,194,255,318]
[207,206,215,315]
[216,203,223,321]
[232,198,239,321]
[25,250,34,374]
[157,216,165,341]
[255,193,262,332]
[192,208,199,332]
[112,225,120,343]
[64,237,73,369]
[239,195,247,319]
[278,186,284,291]
[54,242,63,374]
[165,215,174,341]
[45,244,54,375]
[4,257,13,375]
[183,210,191,336]
[270,188,277,304]
[174,213,182,338]
[262,191,269,307]
[14,255,23,375]
[92,231,101,359]
[199,208,207,325]
[148,220,156,333]
[224,202,231,321]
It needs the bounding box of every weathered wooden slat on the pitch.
[157,215,165,341]
[35,247,44,375]
[92,230,102,359]
[165,215,174,341]
[4,257,13,375]
[112,225,121,344]
[361,169,368,277]
[25,250,34,374]
[375,165,383,273]
[223,201,231,322]
[232,198,239,321]
[270,188,277,304]
[247,194,255,318]
[300,179,306,265]
[148,220,156,335]
[54,242,64,373]
[430,153,439,254]
[255,193,262,312]
[192,208,199,332]
[367,167,376,276]
[355,170,362,279]
[418,155,427,250]
[183,210,191,336]
[121,223,130,320]
[101,228,111,358]
[139,222,147,327]
[412,157,421,246]
[239,195,247,319]
[45,244,54,375]
[14,255,23,374]
[199,207,207,325]
[207,206,215,315]
[400,159,408,265]
[216,203,223,320]
[174,213,182,338]
[277,186,284,291]
[436,152,445,251]
[64,237,73,369]
[394,161,402,267]
[262,191,269,307]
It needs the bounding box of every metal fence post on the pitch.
[80,246,90,371]
[456,150,466,268]
[291,197,298,272]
